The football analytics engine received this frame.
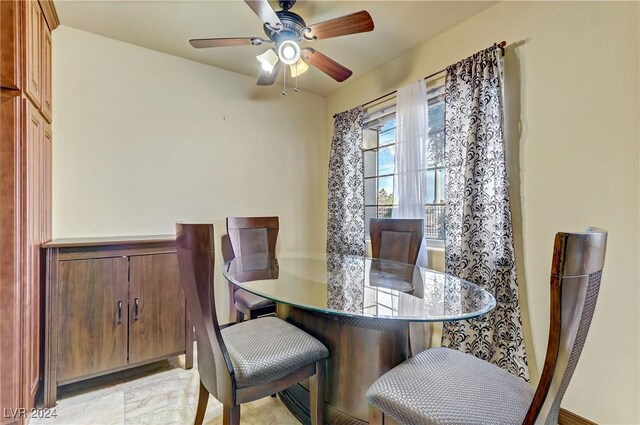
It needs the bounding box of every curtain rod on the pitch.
[333,41,507,118]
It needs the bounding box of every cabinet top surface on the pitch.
[43,235,175,248]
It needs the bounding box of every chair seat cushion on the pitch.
[222,316,329,388]
[366,347,535,425]
[234,288,275,310]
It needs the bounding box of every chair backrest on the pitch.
[369,218,424,265]
[524,228,607,425]
[226,216,279,258]
[176,223,236,404]
[221,234,235,263]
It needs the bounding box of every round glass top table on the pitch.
[223,254,495,425]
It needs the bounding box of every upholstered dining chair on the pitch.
[369,218,424,265]
[176,223,328,425]
[226,217,278,322]
[221,234,276,322]
[366,228,607,425]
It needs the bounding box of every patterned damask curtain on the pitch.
[442,46,529,380]
[327,107,365,256]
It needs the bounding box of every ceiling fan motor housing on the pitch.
[264,9,306,45]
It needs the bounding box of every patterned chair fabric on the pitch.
[238,228,269,256]
[379,230,412,263]
[367,347,535,425]
[369,218,424,266]
[222,317,329,388]
[367,228,607,425]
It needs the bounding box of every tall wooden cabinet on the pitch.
[0,1,58,424]
[42,237,193,407]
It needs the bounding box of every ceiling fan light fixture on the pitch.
[256,49,279,73]
[278,40,300,65]
[290,59,309,78]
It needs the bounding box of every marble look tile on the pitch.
[179,369,203,411]
[124,375,189,420]
[244,397,300,425]
[125,400,191,425]
[202,398,224,424]
[244,408,300,425]
[34,345,300,425]
[53,390,125,425]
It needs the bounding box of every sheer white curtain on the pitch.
[392,80,429,267]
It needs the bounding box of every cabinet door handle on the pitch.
[134,298,139,321]
[117,300,122,324]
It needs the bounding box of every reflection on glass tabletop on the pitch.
[223,254,496,322]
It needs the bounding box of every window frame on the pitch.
[362,84,446,247]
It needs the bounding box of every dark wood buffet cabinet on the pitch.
[41,237,193,407]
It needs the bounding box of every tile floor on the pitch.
[31,348,300,425]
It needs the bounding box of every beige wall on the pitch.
[327,2,639,423]
[52,26,327,322]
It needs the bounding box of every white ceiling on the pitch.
[55,0,497,96]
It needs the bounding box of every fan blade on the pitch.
[304,10,374,41]
[257,61,282,86]
[244,0,283,30]
[302,48,352,82]
[190,37,257,48]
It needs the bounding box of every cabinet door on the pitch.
[24,0,42,107]
[0,91,21,425]
[129,254,186,364]
[42,123,52,240]
[57,257,129,382]
[23,101,43,407]
[0,0,20,89]
[41,19,52,122]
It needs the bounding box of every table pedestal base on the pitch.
[277,304,410,425]
[279,383,366,425]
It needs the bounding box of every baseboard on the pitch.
[559,408,597,425]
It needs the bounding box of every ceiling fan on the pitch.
[189,0,374,87]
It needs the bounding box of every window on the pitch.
[363,85,446,243]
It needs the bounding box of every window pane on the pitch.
[378,205,393,218]
[378,146,395,176]
[378,176,394,205]
[365,178,377,205]
[429,104,444,133]
[379,127,396,147]
[364,150,377,178]
[427,131,445,168]
[425,169,436,203]
[363,127,378,150]
[380,119,395,132]
[436,168,445,203]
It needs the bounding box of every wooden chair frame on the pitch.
[369,218,424,265]
[369,228,607,425]
[226,217,279,322]
[176,223,324,425]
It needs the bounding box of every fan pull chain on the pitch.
[282,69,287,96]
[294,76,299,93]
